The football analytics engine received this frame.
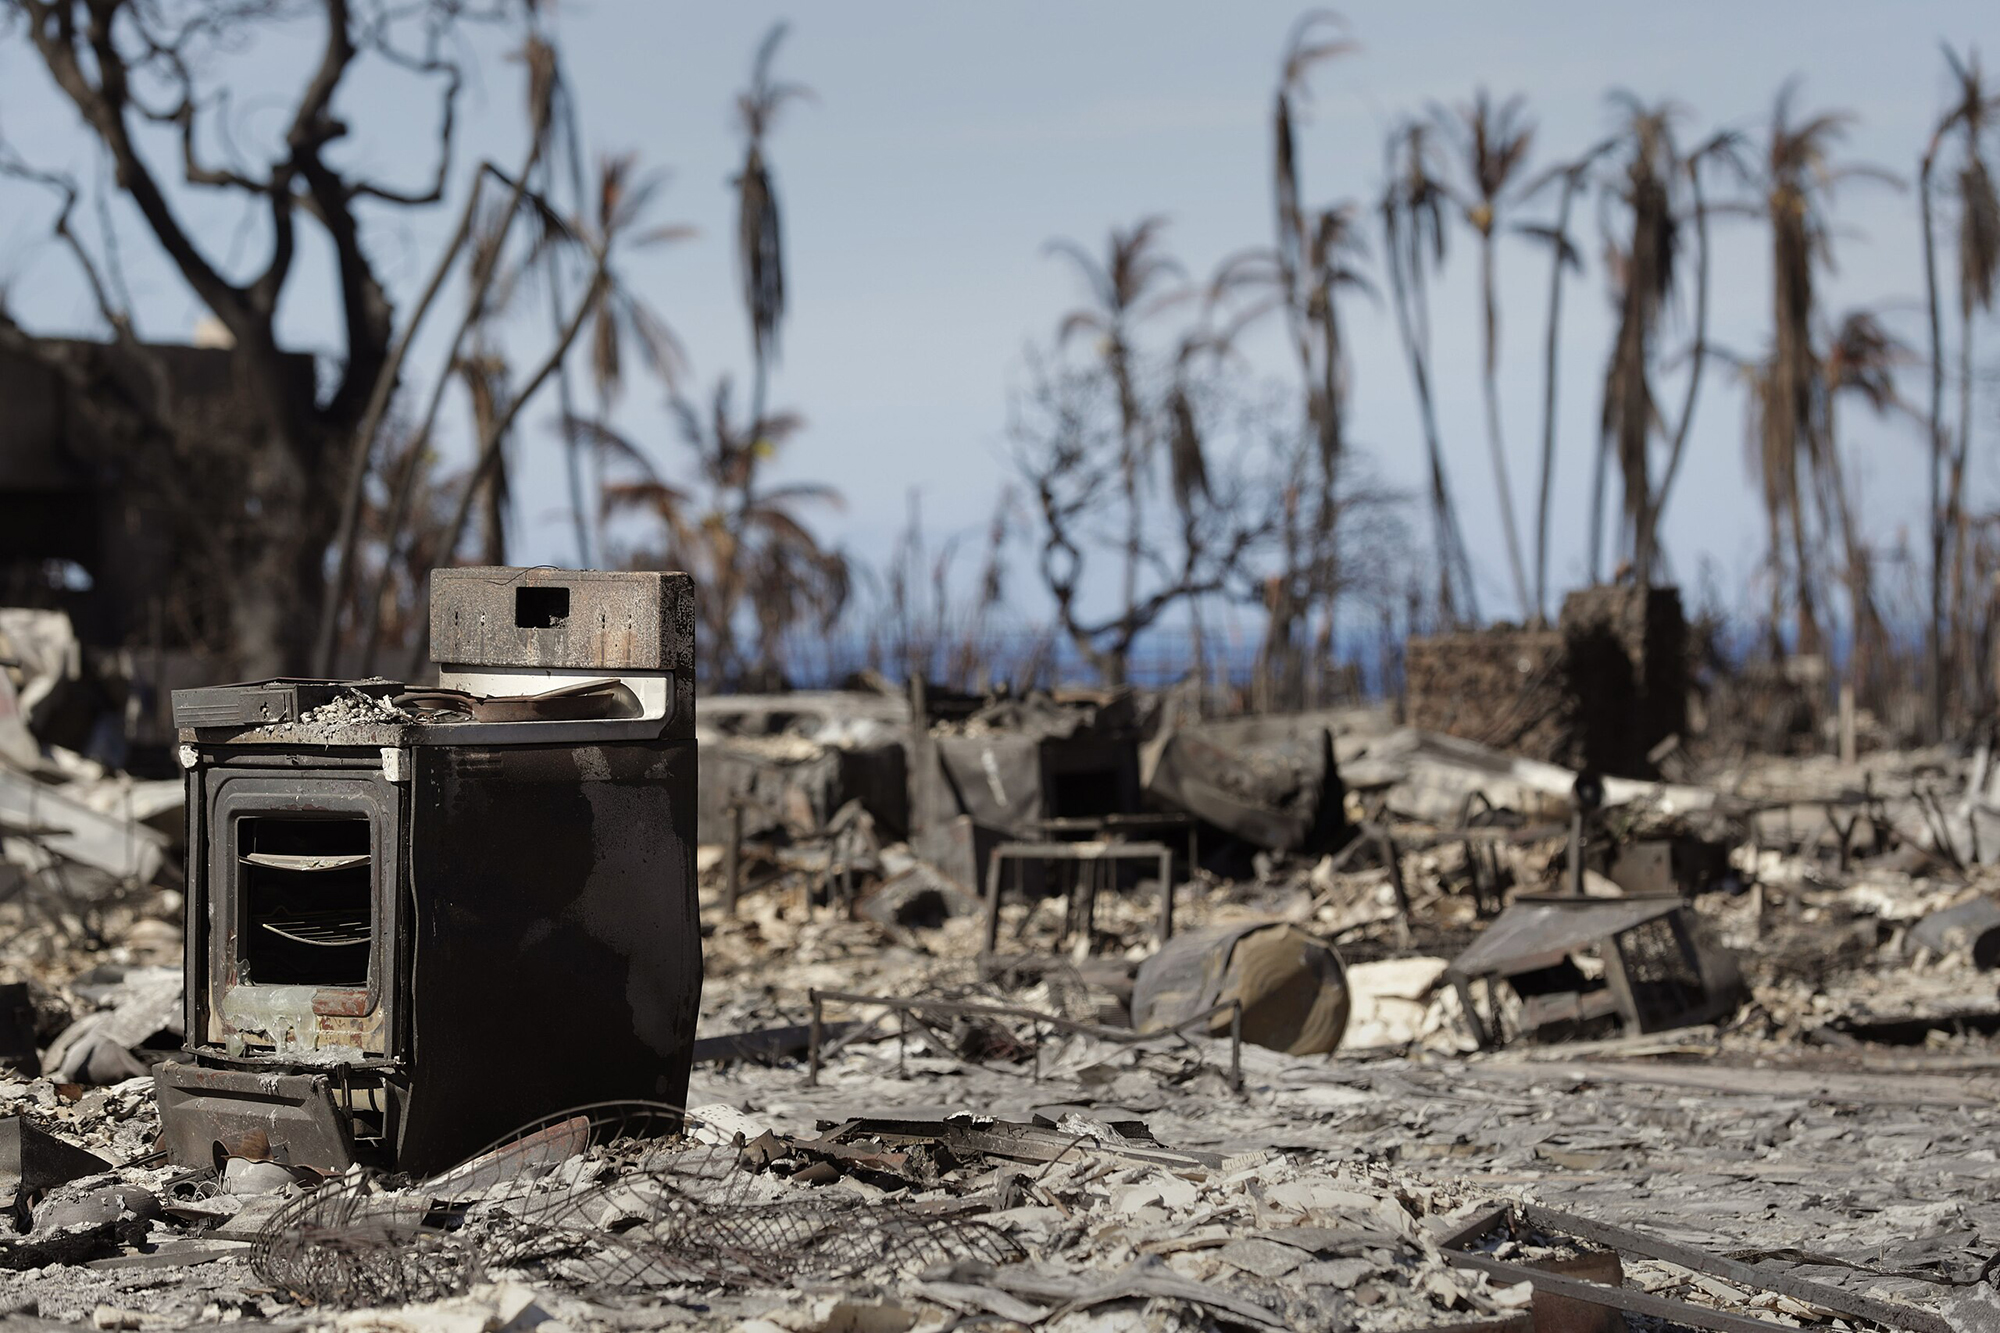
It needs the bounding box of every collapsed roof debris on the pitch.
[10,586,2000,1330]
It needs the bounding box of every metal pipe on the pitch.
[1568,806,1585,897]
[982,849,1005,955]
[806,990,823,1086]
[1228,998,1243,1091]
[724,802,743,915]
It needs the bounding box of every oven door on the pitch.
[200,767,403,1064]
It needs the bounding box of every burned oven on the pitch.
[155,568,699,1175]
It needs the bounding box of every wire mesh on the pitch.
[253,1101,1021,1307]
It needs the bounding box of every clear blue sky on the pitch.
[2,2,1992,632]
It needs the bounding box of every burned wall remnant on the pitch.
[0,339,316,654]
[158,568,700,1175]
[1404,627,1570,764]
[696,692,911,844]
[1561,584,1687,777]
[1405,585,1688,778]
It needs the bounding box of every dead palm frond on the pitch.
[1825,309,1911,414]
[734,21,812,423]
[1273,11,1357,295]
[583,153,695,407]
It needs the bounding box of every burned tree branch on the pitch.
[401,256,612,676]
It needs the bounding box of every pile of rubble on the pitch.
[14,604,2000,1330]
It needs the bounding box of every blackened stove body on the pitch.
[156,569,699,1175]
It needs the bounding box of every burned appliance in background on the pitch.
[155,569,699,1175]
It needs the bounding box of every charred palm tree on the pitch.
[734,22,810,436]
[1596,96,1678,586]
[566,154,694,568]
[1755,84,1896,659]
[1437,89,1535,620]
[1381,119,1478,623]
[1921,45,2000,729]
[1821,310,1912,704]
[1045,217,1187,636]
[1594,104,1744,587]
[592,385,847,684]
[1650,131,1747,546]
[1260,10,1359,692]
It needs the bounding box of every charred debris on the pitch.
[5,578,2000,1329]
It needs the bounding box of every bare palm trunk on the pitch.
[1921,152,1948,737]
[544,247,593,568]
[1950,302,1978,709]
[1588,432,1611,584]
[1383,211,1475,623]
[1114,355,1142,689]
[1821,402,1883,701]
[1478,233,1532,620]
[1789,500,1821,658]
[1646,155,1716,577]
[1531,176,1580,626]
[1765,501,1787,659]
[1312,299,1345,653]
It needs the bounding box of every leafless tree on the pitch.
[0,0,559,676]
[1013,349,1269,686]
[1045,217,1188,641]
